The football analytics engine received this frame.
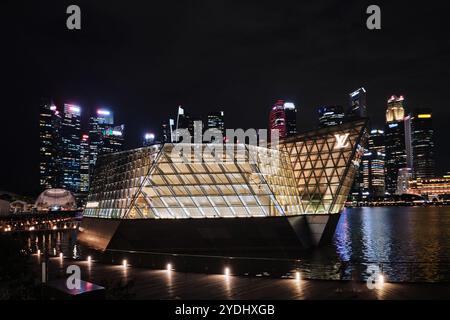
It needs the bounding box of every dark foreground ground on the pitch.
[31,256,450,300]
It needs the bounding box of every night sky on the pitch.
[2,0,450,196]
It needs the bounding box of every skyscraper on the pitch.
[348,87,367,119]
[206,111,225,142]
[89,109,114,173]
[102,125,125,154]
[385,95,407,195]
[39,101,61,189]
[318,105,345,127]
[411,108,435,179]
[60,104,82,193]
[269,100,297,138]
[80,134,90,193]
[366,130,386,198]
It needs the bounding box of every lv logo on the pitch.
[334,133,350,149]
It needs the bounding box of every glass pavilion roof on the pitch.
[84,120,367,219]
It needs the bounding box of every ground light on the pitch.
[295,271,301,282]
[87,256,92,263]
[167,263,172,271]
[59,252,63,259]
[123,259,128,268]
[224,267,230,277]
[378,274,385,286]
[37,249,40,256]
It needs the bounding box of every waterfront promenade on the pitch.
[33,256,450,300]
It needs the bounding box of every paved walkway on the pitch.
[33,256,450,300]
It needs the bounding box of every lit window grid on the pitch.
[129,144,302,219]
[85,121,367,219]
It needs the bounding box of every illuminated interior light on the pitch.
[378,274,385,286]
[97,109,111,115]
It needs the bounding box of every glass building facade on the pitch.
[412,108,435,179]
[269,100,297,138]
[85,120,367,219]
[318,105,345,128]
[385,95,407,194]
[39,101,61,189]
[80,134,90,192]
[89,109,114,173]
[60,104,81,193]
[348,87,367,120]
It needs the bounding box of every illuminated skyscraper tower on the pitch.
[363,130,386,199]
[39,100,61,189]
[80,134,90,192]
[411,108,435,179]
[385,95,407,194]
[89,109,114,173]
[348,88,367,120]
[60,104,82,193]
[269,100,297,138]
[318,105,345,127]
[102,125,125,154]
[206,111,225,142]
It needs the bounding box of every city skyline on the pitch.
[2,1,450,196]
[2,89,447,197]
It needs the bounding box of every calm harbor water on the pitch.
[21,206,450,282]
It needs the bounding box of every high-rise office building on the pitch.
[89,109,114,173]
[404,115,413,169]
[207,111,225,133]
[269,100,297,138]
[348,87,367,119]
[365,130,386,198]
[39,101,61,189]
[385,95,407,195]
[102,125,125,154]
[318,105,345,127]
[350,129,386,202]
[206,111,225,142]
[80,134,90,193]
[60,104,82,193]
[411,108,435,179]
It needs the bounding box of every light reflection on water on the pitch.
[333,206,450,264]
[328,206,450,282]
[22,206,450,282]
